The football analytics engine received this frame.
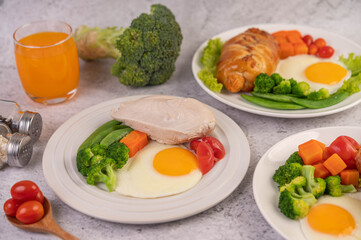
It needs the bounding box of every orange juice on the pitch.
[14,31,79,101]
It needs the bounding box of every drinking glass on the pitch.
[13,20,79,105]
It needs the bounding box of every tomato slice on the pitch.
[3,198,20,217]
[328,136,358,168]
[196,141,215,174]
[16,201,44,224]
[190,140,201,152]
[202,137,226,161]
[11,180,40,203]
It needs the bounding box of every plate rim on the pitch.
[191,23,361,118]
[42,95,251,224]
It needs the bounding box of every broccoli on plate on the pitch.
[325,175,357,197]
[301,165,326,198]
[272,163,303,187]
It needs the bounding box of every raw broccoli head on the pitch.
[278,189,310,220]
[292,81,311,97]
[86,158,118,192]
[111,4,182,87]
[106,142,130,169]
[76,148,94,176]
[272,163,303,187]
[273,80,292,94]
[253,73,275,93]
[307,88,330,100]
[301,165,326,198]
[285,151,304,165]
[325,175,357,197]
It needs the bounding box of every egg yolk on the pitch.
[307,204,355,236]
[305,62,348,85]
[153,148,198,176]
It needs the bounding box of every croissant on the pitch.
[217,28,280,92]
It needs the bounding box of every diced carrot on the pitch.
[274,36,288,44]
[322,147,332,161]
[310,139,326,150]
[279,42,294,59]
[286,30,302,38]
[272,31,287,38]
[323,153,347,176]
[313,163,330,179]
[293,42,308,55]
[340,169,359,188]
[298,139,324,165]
[286,35,304,44]
[120,130,148,158]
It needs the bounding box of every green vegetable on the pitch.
[291,91,349,109]
[285,151,304,165]
[280,176,317,207]
[75,4,182,87]
[272,163,303,187]
[337,73,361,95]
[197,38,224,93]
[106,142,130,169]
[301,165,326,199]
[251,92,294,103]
[291,81,311,97]
[100,128,133,147]
[86,158,118,192]
[339,53,361,76]
[241,94,305,110]
[253,73,275,93]
[325,175,357,197]
[271,73,284,86]
[307,88,330,100]
[273,80,292,94]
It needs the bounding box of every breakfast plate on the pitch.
[192,24,361,118]
[43,95,250,224]
[253,126,361,239]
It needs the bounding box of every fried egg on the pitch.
[300,195,361,240]
[276,55,351,93]
[115,141,202,198]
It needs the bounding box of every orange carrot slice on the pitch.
[313,163,330,179]
[298,139,324,165]
[323,153,347,176]
[120,130,148,158]
[340,169,359,188]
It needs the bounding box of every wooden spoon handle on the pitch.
[45,221,79,240]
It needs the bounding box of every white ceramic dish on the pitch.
[253,126,361,239]
[192,24,361,118]
[43,95,250,224]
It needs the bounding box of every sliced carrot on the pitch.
[286,30,302,38]
[120,130,148,158]
[340,169,359,188]
[286,35,304,44]
[274,36,288,44]
[313,163,330,179]
[279,42,294,59]
[323,153,347,176]
[298,139,324,165]
[272,31,287,38]
[293,42,309,55]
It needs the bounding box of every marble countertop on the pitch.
[1,0,361,239]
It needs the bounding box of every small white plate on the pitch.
[192,24,361,118]
[43,95,250,224]
[253,126,361,239]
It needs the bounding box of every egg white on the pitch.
[300,195,361,240]
[276,55,351,94]
[115,141,202,198]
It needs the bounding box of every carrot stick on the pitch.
[120,130,148,157]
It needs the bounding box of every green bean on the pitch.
[251,92,294,103]
[100,127,133,147]
[290,91,349,109]
[241,94,305,110]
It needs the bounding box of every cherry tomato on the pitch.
[3,198,20,217]
[329,136,358,168]
[196,141,215,174]
[16,201,44,224]
[35,191,44,204]
[202,137,226,161]
[342,136,360,150]
[302,35,313,46]
[317,46,334,58]
[308,44,318,55]
[322,147,333,161]
[190,140,201,152]
[11,180,40,203]
[314,38,326,48]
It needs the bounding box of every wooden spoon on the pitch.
[6,197,79,240]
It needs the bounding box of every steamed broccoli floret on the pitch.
[106,142,130,168]
[280,176,317,207]
[301,165,326,198]
[253,73,275,93]
[270,73,283,86]
[325,175,357,197]
[86,158,118,192]
[76,148,94,176]
[273,163,303,186]
[307,88,330,100]
[90,143,107,156]
[292,81,311,97]
[289,78,297,88]
[285,151,304,165]
[90,155,105,165]
[273,80,292,94]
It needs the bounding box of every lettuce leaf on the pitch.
[339,53,361,76]
[337,73,361,95]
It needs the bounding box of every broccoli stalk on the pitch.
[325,175,357,197]
[74,4,183,87]
[272,163,303,187]
[301,165,326,198]
[86,158,118,192]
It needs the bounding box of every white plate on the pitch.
[253,126,361,239]
[192,24,361,118]
[43,95,250,224]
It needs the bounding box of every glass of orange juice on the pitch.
[13,20,79,104]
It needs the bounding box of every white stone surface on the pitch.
[1,0,361,239]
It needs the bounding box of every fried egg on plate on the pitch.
[116,141,202,198]
[300,195,361,240]
[276,55,351,93]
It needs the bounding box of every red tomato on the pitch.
[35,191,44,204]
[202,137,226,161]
[11,180,40,203]
[196,141,215,174]
[317,46,334,58]
[308,44,318,55]
[190,140,201,152]
[302,35,313,46]
[3,198,20,217]
[314,38,326,48]
[343,136,360,150]
[329,136,358,168]
[16,201,44,224]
